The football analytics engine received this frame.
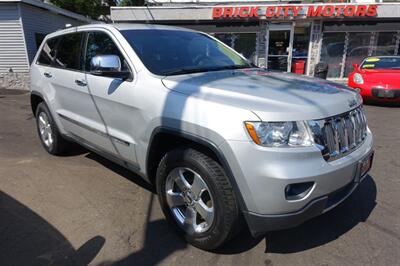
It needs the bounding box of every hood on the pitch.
[360,69,400,86]
[162,69,361,121]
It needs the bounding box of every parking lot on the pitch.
[0,91,399,266]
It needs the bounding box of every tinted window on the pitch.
[85,31,129,72]
[37,37,58,66]
[121,30,251,76]
[54,33,83,70]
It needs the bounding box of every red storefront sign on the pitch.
[212,5,378,19]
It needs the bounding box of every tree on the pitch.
[49,0,145,19]
[49,0,118,19]
[118,0,145,6]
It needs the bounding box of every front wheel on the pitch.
[156,148,240,250]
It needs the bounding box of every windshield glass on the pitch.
[361,57,400,70]
[121,29,252,76]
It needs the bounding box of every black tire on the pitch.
[156,148,240,250]
[35,102,70,155]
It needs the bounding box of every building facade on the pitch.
[0,0,91,89]
[111,0,400,81]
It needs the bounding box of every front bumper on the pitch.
[243,169,370,236]
[349,83,400,103]
[219,130,373,236]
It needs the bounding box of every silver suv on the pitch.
[30,24,374,250]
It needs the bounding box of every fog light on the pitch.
[285,182,314,200]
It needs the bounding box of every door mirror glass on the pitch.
[91,54,121,71]
[90,55,130,80]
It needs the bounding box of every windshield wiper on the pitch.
[163,65,252,76]
[211,65,252,71]
[163,67,211,76]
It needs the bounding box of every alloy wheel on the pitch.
[165,167,215,235]
[38,112,53,149]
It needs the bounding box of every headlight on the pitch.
[353,73,364,84]
[245,121,313,147]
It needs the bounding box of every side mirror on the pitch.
[90,55,130,80]
[352,63,359,70]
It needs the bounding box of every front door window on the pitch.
[85,31,129,72]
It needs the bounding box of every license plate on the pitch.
[356,152,374,182]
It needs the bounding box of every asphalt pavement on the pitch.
[0,91,399,266]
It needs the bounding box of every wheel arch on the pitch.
[146,127,247,212]
[30,91,45,117]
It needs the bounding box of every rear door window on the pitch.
[37,37,59,66]
[54,32,84,71]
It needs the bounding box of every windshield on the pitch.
[121,29,252,76]
[361,57,400,70]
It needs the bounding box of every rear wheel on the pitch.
[35,102,70,155]
[156,148,240,250]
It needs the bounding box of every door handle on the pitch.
[75,79,87,86]
[44,72,52,78]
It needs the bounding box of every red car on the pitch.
[348,56,400,103]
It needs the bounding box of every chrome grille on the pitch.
[308,106,368,162]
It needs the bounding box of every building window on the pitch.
[214,33,233,47]
[320,30,399,79]
[292,25,311,74]
[267,30,291,71]
[372,32,398,56]
[344,32,371,77]
[35,33,46,49]
[320,32,346,79]
[214,33,257,64]
[233,33,257,63]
